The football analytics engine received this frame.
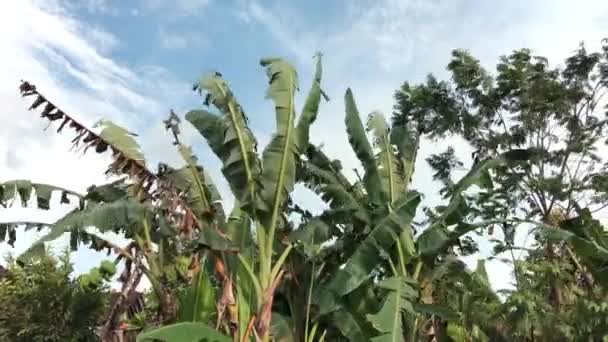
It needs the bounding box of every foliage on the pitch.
[393,39,608,340]
[137,322,231,342]
[0,250,110,342]
[3,40,608,342]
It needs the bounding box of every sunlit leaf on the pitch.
[136,322,231,342]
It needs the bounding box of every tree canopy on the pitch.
[0,250,112,341]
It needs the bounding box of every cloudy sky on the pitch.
[1,0,607,289]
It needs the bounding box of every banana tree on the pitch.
[8,53,328,341]
[8,81,239,340]
[1,180,82,247]
[279,87,538,341]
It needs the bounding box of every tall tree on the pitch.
[394,40,608,340]
[0,250,112,342]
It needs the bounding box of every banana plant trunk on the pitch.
[158,287,179,324]
[100,267,143,342]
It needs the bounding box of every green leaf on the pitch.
[398,226,416,260]
[390,122,420,192]
[537,213,608,286]
[413,303,460,321]
[298,145,369,228]
[260,58,299,129]
[136,322,231,342]
[418,150,533,256]
[258,58,299,236]
[8,226,16,247]
[529,217,608,259]
[329,192,421,295]
[290,217,331,245]
[391,121,421,258]
[289,218,333,257]
[188,72,261,210]
[85,179,128,203]
[184,109,227,155]
[446,323,468,342]
[314,286,343,315]
[99,260,117,276]
[34,184,53,210]
[418,218,502,257]
[235,279,252,342]
[224,204,253,253]
[296,53,326,150]
[178,258,216,323]
[55,198,147,234]
[164,145,224,220]
[416,225,451,256]
[0,182,16,203]
[367,111,405,204]
[176,145,212,213]
[258,136,297,220]
[332,309,370,342]
[426,255,466,283]
[16,180,33,205]
[0,224,7,242]
[95,119,145,164]
[21,198,149,258]
[197,226,236,251]
[471,325,489,342]
[305,145,364,199]
[447,149,533,199]
[299,161,367,221]
[344,89,385,204]
[271,313,296,342]
[475,259,490,286]
[367,276,416,342]
[0,180,79,210]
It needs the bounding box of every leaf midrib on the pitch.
[383,131,396,204]
[214,80,257,208]
[391,281,402,342]
[266,70,296,261]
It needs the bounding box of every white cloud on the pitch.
[159,29,190,49]
[83,26,120,53]
[233,9,252,24]
[83,0,109,12]
[143,0,211,17]
[245,2,312,66]
[175,0,210,15]
[159,28,207,49]
[0,0,192,279]
[60,0,113,14]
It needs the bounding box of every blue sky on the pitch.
[1,0,607,290]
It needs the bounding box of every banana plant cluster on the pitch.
[276,84,539,340]
[3,53,566,342]
[6,55,330,341]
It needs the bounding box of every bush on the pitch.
[0,250,110,342]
